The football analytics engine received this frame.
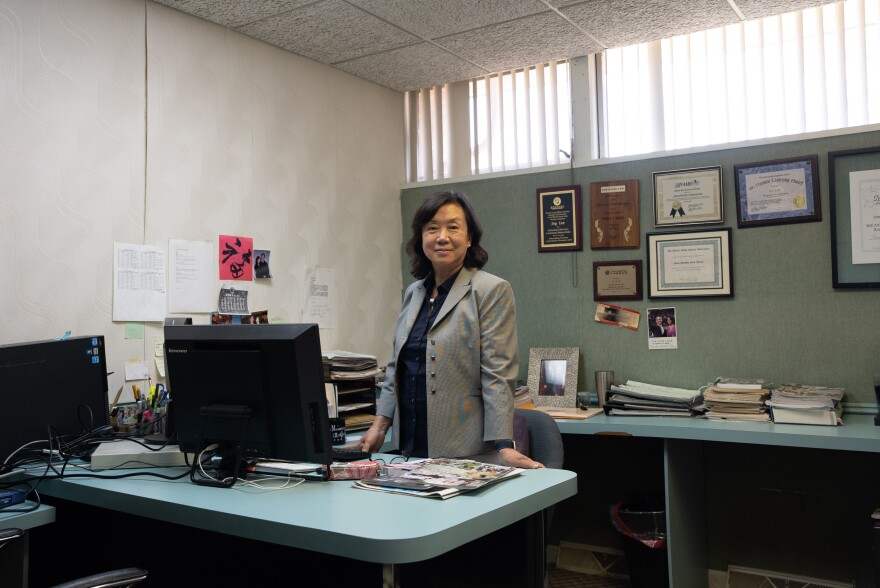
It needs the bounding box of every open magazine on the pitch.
[353,458,523,499]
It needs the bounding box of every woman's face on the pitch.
[422,203,470,278]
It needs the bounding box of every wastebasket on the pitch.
[610,494,669,588]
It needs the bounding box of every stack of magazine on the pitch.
[766,383,845,426]
[353,458,522,499]
[702,377,772,422]
[604,380,704,416]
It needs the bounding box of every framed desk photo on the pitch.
[652,166,723,227]
[828,146,880,289]
[527,347,579,409]
[733,155,821,228]
[646,228,733,299]
[537,185,583,252]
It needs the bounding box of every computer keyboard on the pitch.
[332,446,372,462]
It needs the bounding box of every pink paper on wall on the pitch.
[219,235,254,280]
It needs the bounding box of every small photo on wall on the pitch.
[254,250,273,279]
[648,307,678,350]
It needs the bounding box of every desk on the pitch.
[35,460,576,587]
[555,413,880,587]
[0,502,55,588]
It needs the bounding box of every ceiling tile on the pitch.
[345,0,550,39]
[437,12,604,73]
[335,42,488,92]
[152,0,313,28]
[734,0,838,20]
[236,0,419,64]
[562,0,740,49]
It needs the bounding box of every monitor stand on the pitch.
[189,405,253,488]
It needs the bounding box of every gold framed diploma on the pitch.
[646,228,733,298]
[592,260,643,301]
[733,155,821,228]
[589,179,640,249]
[537,185,583,252]
[652,166,723,227]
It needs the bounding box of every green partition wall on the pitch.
[401,130,880,406]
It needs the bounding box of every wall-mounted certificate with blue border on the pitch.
[733,155,821,228]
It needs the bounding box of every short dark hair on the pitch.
[406,190,488,279]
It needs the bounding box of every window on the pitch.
[404,0,879,183]
[603,0,880,157]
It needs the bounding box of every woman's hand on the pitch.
[357,415,392,453]
[498,447,544,469]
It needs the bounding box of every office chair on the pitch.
[514,408,565,469]
[0,527,148,588]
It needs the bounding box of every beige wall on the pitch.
[0,0,405,402]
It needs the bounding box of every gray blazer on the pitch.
[376,267,519,457]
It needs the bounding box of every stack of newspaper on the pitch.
[702,377,772,422]
[604,380,704,416]
[321,350,383,380]
[353,458,522,499]
[766,383,845,426]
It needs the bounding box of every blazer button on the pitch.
[430,354,436,360]
[430,372,435,377]
[430,339,435,345]
[430,389,436,394]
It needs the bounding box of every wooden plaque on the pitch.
[589,180,640,249]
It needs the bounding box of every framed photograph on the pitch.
[646,228,733,299]
[592,260,643,301]
[652,166,723,227]
[828,147,880,289]
[527,347,579,409]
[537,185,583,252]
[733,155,821,228]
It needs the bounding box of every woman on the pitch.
[358,191,542,469]
[665,315,676,337]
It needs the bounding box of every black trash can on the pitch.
[610,494,669,588]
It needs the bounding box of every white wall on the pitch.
[0,0,405,401]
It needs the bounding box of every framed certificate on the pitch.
[537,185,583,252]
[828,147,880,289]
[733,155,821,228]
[592,260,643,301]
[646,228,733,299]
[652,166,723,227]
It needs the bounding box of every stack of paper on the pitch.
[322,350,383,380]
[604,380,704,417]
[766,383,845,426]
[703,377,772,422]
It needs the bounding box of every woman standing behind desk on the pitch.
[358,190,542,469]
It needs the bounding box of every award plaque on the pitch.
[537,185,583,252]
[592,260,643,301]
[589,180,640,249]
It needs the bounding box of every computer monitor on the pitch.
[163,323,332,486]
[0,336,110,468]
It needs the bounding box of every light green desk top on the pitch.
[0,501,55,530]
[555,412,880,452]
[38,459,576,564]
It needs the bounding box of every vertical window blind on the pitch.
[404,0,878,182]
[604,0,879,157]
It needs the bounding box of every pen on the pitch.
[132,384,139,402]
[111,385,124,411]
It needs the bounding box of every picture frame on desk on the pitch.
[733,155,821,228]
[527,347,579,409]
[828,146,880,289]
[646,228,733,299]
